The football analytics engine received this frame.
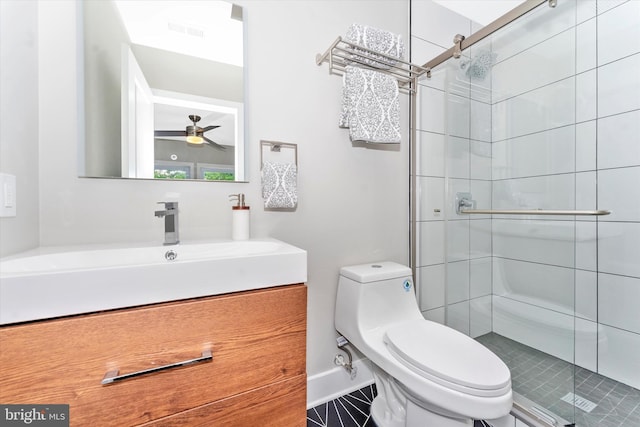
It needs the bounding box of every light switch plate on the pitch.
[0,173,17,217]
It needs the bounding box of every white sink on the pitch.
[0,238,307,324]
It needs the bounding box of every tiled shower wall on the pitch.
[413,0,640,391]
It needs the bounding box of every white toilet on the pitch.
[335,262,512,427]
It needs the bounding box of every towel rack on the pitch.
[316,37,429,93]
[260,140,298,169]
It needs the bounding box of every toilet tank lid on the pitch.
[340,262,412,283]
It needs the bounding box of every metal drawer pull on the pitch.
[101,350,213,385]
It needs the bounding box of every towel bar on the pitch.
[260,140,298,169]
[316,37,429,93]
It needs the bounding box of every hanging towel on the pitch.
[344,23,405,69]
[341,65,400,143]
[262,161,298,209]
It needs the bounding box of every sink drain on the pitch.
[164,250,178,261]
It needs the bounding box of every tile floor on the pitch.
[477,333,640,427]
[306,384,487,427]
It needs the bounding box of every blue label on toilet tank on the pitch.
[403,280,412,292]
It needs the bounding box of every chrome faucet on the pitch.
[154,202,180,245]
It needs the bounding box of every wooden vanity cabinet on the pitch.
[0,284,307,426]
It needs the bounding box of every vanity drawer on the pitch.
[142,374,307,426]
[0,284,306,426]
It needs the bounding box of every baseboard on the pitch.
[306,358,375,409]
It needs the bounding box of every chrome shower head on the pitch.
[459,51,497,81]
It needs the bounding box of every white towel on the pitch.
[341,65,400,144]
[262,161,298,209]
[345,23,405,70]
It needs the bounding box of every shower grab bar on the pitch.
[455,192,610,216]
[459,209,610,216]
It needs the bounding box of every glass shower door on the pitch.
[442,1,582,424]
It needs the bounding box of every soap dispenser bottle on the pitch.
[229,193,250,240]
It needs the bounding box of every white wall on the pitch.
[0,0,40,256]
[0,0,410,381]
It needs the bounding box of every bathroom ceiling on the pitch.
[432,0,527,25]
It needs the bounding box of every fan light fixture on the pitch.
[186,115,204,145]
[154,114,224,150]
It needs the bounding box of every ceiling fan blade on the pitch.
[154,130,187,137]
[203,136,226,150]
[202,125,221,132]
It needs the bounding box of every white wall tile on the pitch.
[575,318,598,372]
[598,53,640,118]
[576,18,597,73]
[576,120,596,171]
[597,110,640,169]
[419,221,445,266]
[447,136,470,179]
[447,219,469,262]
[470,179,492,219]
[447,94,470,138]
[490,0,576,63]
[598,324,640,390]
[492,125,575,180]
[576,69,597,122]
[418,177,445,221]
[447,260,469,304]
[576,172,597,218]
[599,273,640,334]
[493,296,575,363]
[447,300,470,335]
[492,77,575,141]
[491,29,575,103]
[598,167,640,222]
[492,174,575,214]
[470,296,492,338]
[417,131,445,177]
[470,100,491,142]
[418,264,445,311]
[493,258,574,316]
[597,0,630,15]
[470,219,491,259]
[577,0,597,23]
[597,0,640,65]
[470,257,492,299]
[576,270,597,321]
[418,86,445,133]
[470,141,491,180]
[493,220,575,268]
[423,307,445,324]
[576,221,597,271]
[598,222,640,278]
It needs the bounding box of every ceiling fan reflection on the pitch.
[154,115,225,150]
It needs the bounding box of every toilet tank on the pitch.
[335,262,422,341]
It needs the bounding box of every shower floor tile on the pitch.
[477,332,640,427]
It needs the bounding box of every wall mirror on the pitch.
[81,0,246,182]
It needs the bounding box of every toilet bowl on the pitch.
[335,262,512,427]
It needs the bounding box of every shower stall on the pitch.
[411,0,640,426]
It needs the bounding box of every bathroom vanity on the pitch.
[0,238,308,426]
[0,284,307,426]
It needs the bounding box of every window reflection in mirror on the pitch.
[81,0,245,181]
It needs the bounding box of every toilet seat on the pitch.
[384,320,511,398]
